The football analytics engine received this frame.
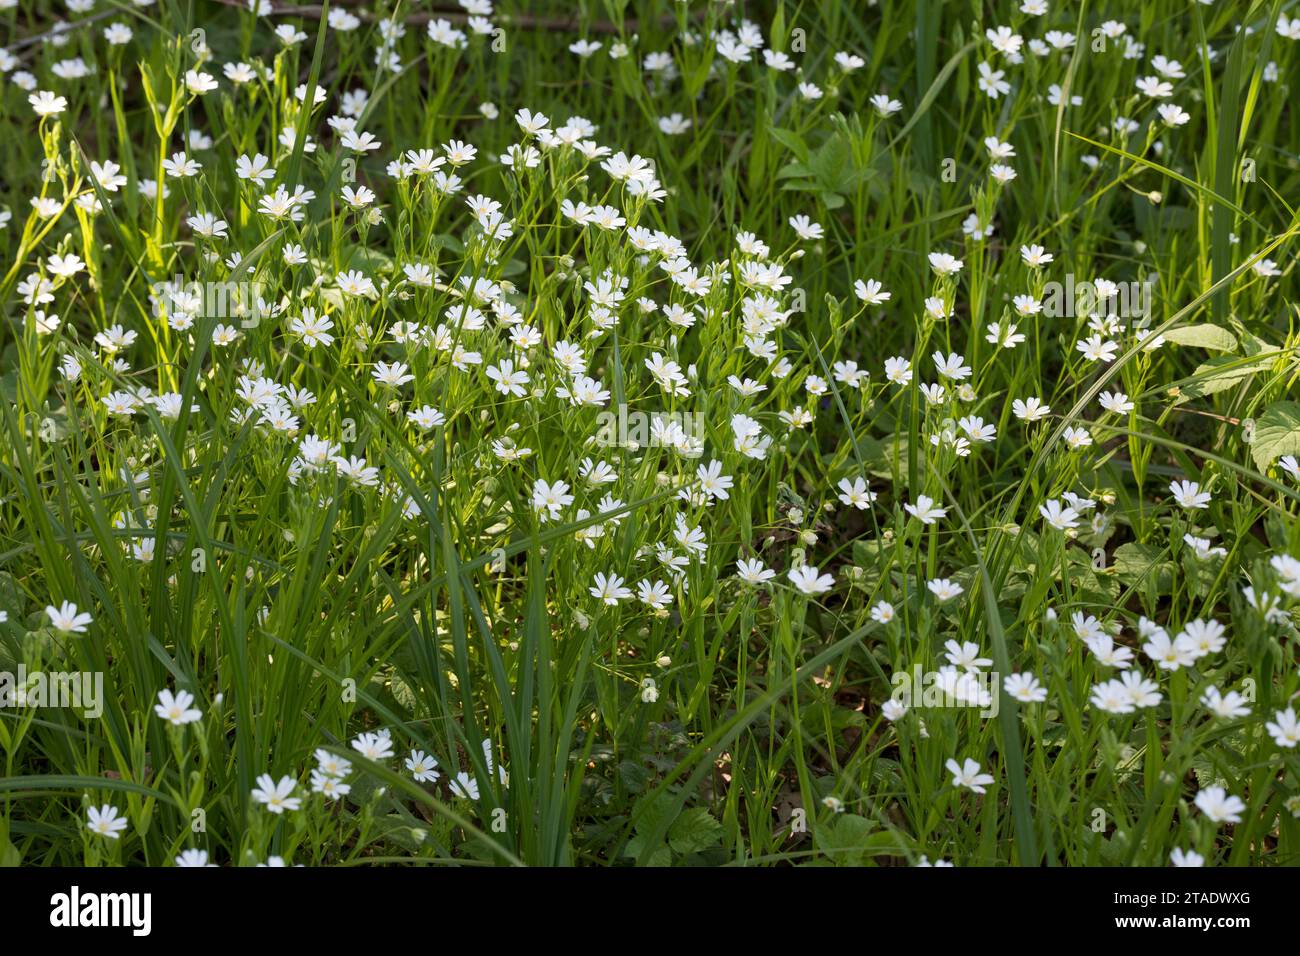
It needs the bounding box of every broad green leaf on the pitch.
[668,807,723,854]
[1250,401,1300,472]
[1113,542,1174,594]
[1179,355,1270,399]
[1163,324,1238,352]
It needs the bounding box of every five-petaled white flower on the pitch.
[154,688,203,726]
[251,774,302,814]
[946,757,995,794]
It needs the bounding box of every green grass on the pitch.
[1,0,1299,867]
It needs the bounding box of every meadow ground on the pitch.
[1,0,1299,868]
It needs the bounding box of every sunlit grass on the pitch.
[1,0,1299,867]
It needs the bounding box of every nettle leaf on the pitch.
[810,133,851,184]
[1190,753,1228,788]
[623,835,672,867]
[388,673,418,711]
[667,807,723,854]
[811,813,877,865]
[1163,324,1237,352]
[1249,401,1300,472]
[1112,542,1174,595]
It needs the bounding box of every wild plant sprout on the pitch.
[0,0,1298,870]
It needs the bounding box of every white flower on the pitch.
[515,107,550,134]
[927,578,963,602]
[1038,499,1080,531]
[1003,673,1047,703]
[1157,104,1191,127]
[944,640,992,672]
[1266,707,1300,748]
[1136,76,1173,98]
[932,351,971,380]
[870,94,903,117]
[977,61,1011,98]
[695,461,734,501]
[175,849,216,867]
[883,357,912,386]
[1201,687,1251,719]
[87,804,128,838]
[251,774,301,814]
[1021,244,1054,267]
[1175,618,1226,658]
[154,688,202,726]
[185,70,219,95]
[406,750,441,783]
[1013,397,1051,422]
[945,757,994,794]
[45,600,92,633]
[788,565,834,595]
[449,771,480,800]
[1098,390,1134,414]
[30,90,69,116]
[881,698,908,721]
[904,495,948,525]
[928,253,964,276]
[1193,786,1245,824]
[486,359,529,396]
[1090,678,1134,714]
[532,479,574,520]
[736,558,775,585]
[854,279,891,305]
[837,477,876,510]
[352,730,395,761]
[1142,630,1195,671]
[314,750,352,778]
[590,572,632,605]
[788,214,823,240]
[310,769,351,800]
[1169,479,1211,509]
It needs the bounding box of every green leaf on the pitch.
[1113,542,1174,594]
[1179,355,1269,400]
[769,126,810,163]
[341,244,394,275]
[668,807,723,854]
[624,834,672,866]
[0,836,21,867]
[812,813,874,865]
[1163,324,1238,352]
[1250,401,1300,472]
